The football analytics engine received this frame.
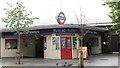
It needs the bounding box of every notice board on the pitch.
[77,47,88,59]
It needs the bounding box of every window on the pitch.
[52,36,60,50]
[73,37,77,49]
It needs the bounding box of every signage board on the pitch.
[77,47,88,59]
[56,12,66,24]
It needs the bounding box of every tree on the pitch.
[74,10,88,68]
[1,0,39,64]
[103,0,120,31]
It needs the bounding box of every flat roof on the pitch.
[2,24,108,32]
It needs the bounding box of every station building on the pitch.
[1,24,114,59]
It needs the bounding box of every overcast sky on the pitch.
[0,0,111,29]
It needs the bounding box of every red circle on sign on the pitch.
[56,12,66,24]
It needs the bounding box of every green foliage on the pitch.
[77,35,83,41]
[103,0,120,31]
[1,0,39,34]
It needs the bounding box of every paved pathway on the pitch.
[1,53,119,68]
[0,59,2,68]
[118,54,120,68]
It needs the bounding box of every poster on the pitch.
[77,47,87,59]
[5,38,18,49]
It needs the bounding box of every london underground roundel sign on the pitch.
[56,12,66,24]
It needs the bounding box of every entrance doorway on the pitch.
[111,35,119,52]
[60,37,72,59]
[35,35,44,58]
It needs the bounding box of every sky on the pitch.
[0,0,111,30]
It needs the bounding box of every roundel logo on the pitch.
[56,12,66,24]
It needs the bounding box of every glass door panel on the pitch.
[61,37,66,49]
[67,37,71,49]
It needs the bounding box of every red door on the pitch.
[61,37,72,59]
